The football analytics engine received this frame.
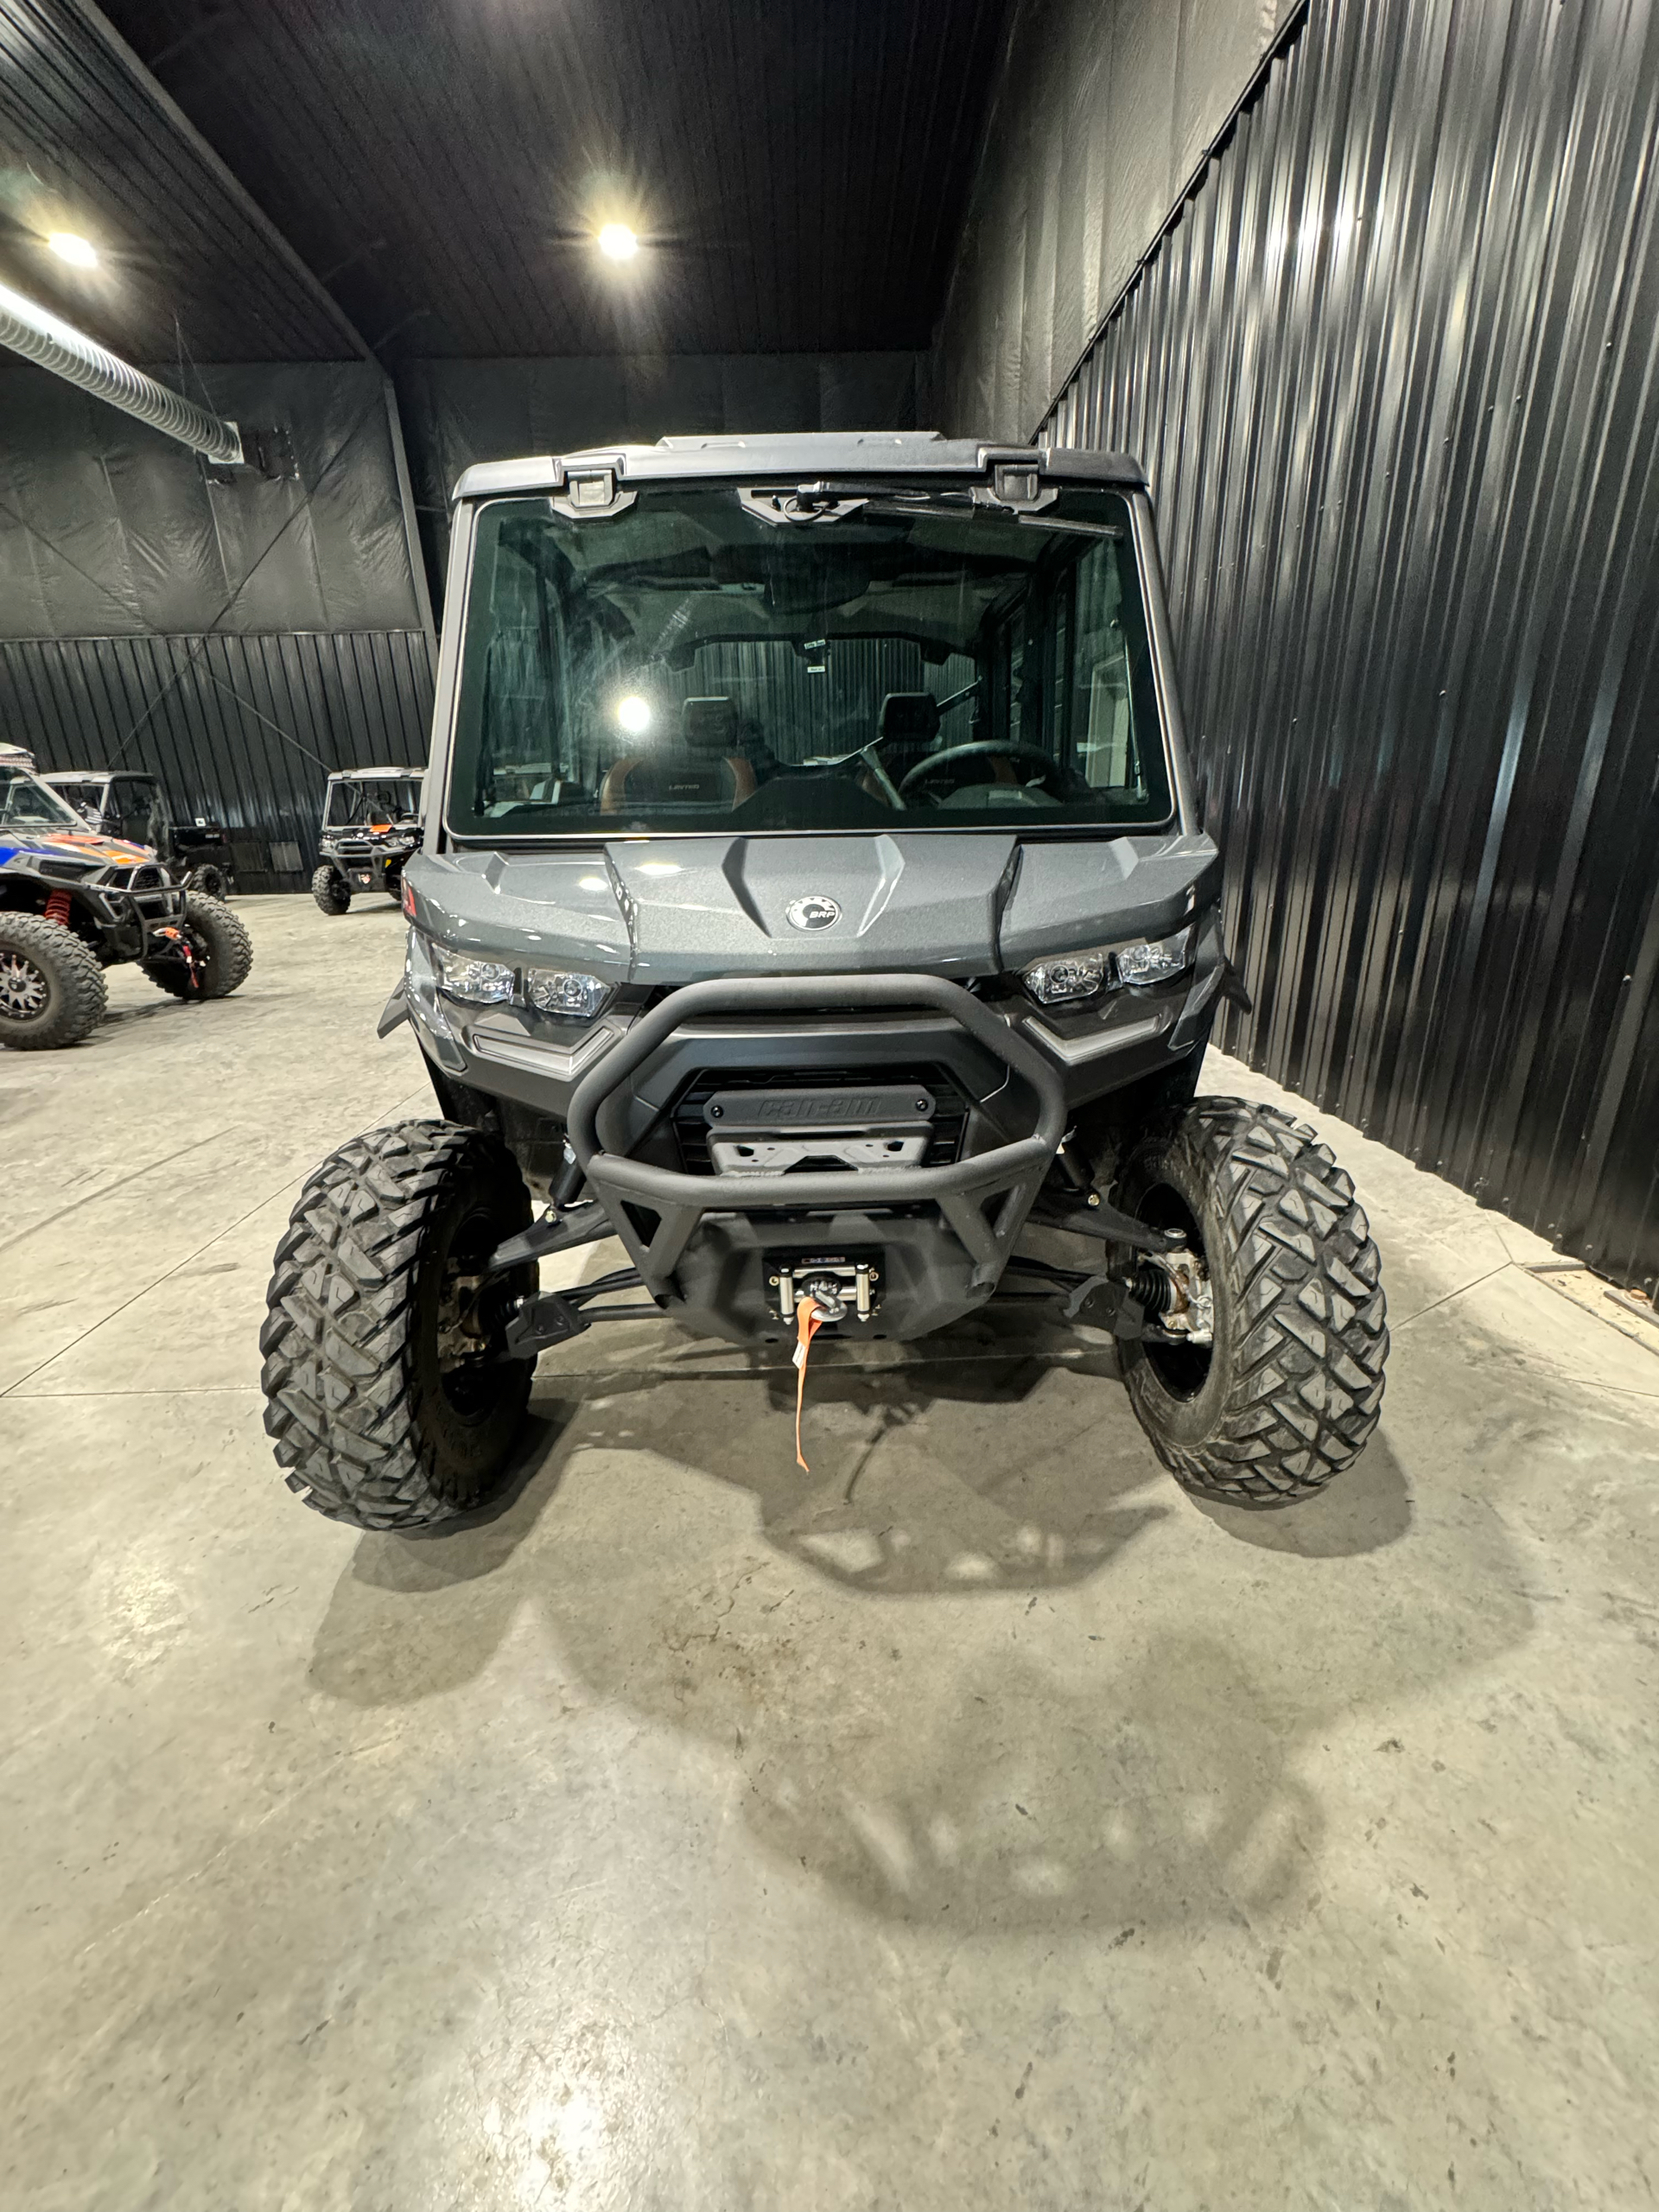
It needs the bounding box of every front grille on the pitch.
[671,1064,969,1176]
[105,862,168,891]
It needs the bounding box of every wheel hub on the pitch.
[435,1267,492,1367]
[0,950,48,1019]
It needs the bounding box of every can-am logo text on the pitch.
[785,894,842,931]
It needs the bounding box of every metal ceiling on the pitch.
[1046,0,1659,1291]
[95,0,1016,363]
[0,0,361,359]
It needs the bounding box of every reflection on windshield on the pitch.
[448,486,1172,838]
[0,766,90,832]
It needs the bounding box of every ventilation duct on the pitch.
[0,280,245,466]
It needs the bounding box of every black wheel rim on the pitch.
[1136,1180,1214,1400]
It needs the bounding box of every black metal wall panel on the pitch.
[934,0,1298,442]
[0,359,424,639]
[0,630,435,882]
[1043,0,1659,1290]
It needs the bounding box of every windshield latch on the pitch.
[976,461,1059,514]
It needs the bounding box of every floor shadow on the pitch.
[1192,1432,1413,1554]
[303,1310,1535,1936]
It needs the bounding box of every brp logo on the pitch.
[785,894,842,932]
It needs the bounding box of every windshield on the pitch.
[0,766,91,833]
[446,485,1173,838]
[326,776,423,827]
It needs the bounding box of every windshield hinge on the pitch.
[975,460,1059,515]
[550,465,636,520]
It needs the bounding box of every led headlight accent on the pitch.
[1116,927,1192,986]
[1022,949,1110,1005]
[524,967,613,1020]
[432,947,515,1004]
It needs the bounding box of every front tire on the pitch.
[1116,1098,1388,1506]
[0,913,107,1049]
[260,1121,536,1529]
[140,893,252,1001]
[312,864,350,914]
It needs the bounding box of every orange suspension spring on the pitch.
[43,889,73,926]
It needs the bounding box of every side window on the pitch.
[1068,539,1141,792]
[474,534,564,810]
[114,779,156,843]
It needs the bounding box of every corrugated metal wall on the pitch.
[0,630,434,884]
[1044,0,1659,1290]
[933,0,1297,442]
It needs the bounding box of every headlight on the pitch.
[1116,928,1192,986]
[432,947,515,1004]
[1022,949,1110,1005]
[1021,926,1192,1006]
[524,967,613,1019]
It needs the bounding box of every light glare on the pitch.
[598,224,639,262]
[48,232,99,269]
[616,695,652,734]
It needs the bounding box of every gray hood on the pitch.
[405,828,1220,986]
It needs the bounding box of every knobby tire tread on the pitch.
[260,1120,521,1529]
[141,894,252,1001]
[0,913,107,1047]
[1124,1097,1389,1506]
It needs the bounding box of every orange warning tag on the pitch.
[793,1297,825,1471]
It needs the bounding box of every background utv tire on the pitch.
[260,1121,537,1529]
[184,862,230,899]
[1116,1097,1388,1506]
[141,893,253,1000]
[312,864,350,914]
[0,913,107,1049]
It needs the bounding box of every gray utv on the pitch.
[310,767,423,912]
[261,434,1388,1529]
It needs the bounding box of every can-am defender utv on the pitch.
[311,767,423,912]
[262,434,1388,1529]
[1,752,251,1049]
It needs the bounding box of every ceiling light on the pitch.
[615,695,652,734]
[597,224,639,262]
[48,233,99,269]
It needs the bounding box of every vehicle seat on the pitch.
[877,691,943,782]
[600,696,757,812]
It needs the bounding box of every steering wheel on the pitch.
[899,741,1089,803]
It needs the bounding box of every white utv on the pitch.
[310,767,423,912]
[261,434,1388,1529]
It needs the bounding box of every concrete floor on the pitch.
[3,894,1657,2212]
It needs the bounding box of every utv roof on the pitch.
[452,431,1148,503]
[327,766,423,779]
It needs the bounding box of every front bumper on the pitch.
[563,972,1066,1341]
[394,930,1234,1343]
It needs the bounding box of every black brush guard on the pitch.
[564,974,1068,1302]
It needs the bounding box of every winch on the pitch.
[766,1248,883,1323]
